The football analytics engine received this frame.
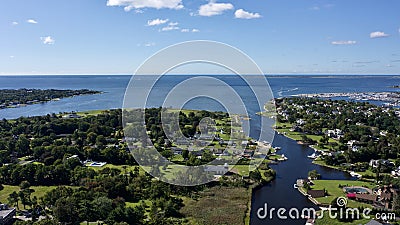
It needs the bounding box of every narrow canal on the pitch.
[250,132,354,225]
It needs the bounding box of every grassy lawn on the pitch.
[76,109,110,117]
[0,185,65,208]
[171,154,185,162]
[87,164,145,175]
[358,169,376,178]
[268,154,285,161]
[311,180,376,208]
[180,186,250,225]
[274,122,339,151]
[126,200,153,218]
[231,164,258,177]
[313,159,342,170]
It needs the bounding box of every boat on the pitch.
[274,146,281,150]
[294,184,298,189]
[278,154,288,161]
[349,171,362,178]
[307,153,318,159]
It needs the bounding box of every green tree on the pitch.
[54,197,80,225]
[8,191,19,210]
[91,196,113,221]
[308,170,321,180]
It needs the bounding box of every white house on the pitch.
[204,163,229,175]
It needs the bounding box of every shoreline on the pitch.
[274,128,352,174]
[0,89,103,111]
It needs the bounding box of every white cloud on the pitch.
[331,40,357,45]
[144,42,155,47]
[370,31,389,38]
[161,26,179,31]
[27,19,38,24]
[234,9,261,19]
[181,28,199,33]
[198,1,234,16]
[12,21,18,25]
[41,36,55,45]
[161,22,179,31]
[135,9,144,13]
[310,4,334,11]
[147,18,169,26]
[107,0,183,11]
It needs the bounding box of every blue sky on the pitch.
[1,0,400,75]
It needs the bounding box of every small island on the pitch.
[0,89,101,109]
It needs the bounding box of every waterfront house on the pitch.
[296,179,313,187]
[290,125,302,132]
[62,113,81,119]
[296,119,306,125]
[307,190,325,198]
[369,159,393,168]
[326,129,343,139]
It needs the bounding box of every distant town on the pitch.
[297,92,400,107]
[274,96,400,224]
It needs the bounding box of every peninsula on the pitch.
[0,89,101,109]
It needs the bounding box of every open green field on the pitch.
[311,180,376,208]
[180,186,250,225]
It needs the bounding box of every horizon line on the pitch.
[1,73,400,76]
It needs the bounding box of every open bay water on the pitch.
[1,75,400,120]
[1,75,400,224]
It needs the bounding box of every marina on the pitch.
[297,92,400,107]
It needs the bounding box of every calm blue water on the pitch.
[1,75,399,119]
[0,75,398,224]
